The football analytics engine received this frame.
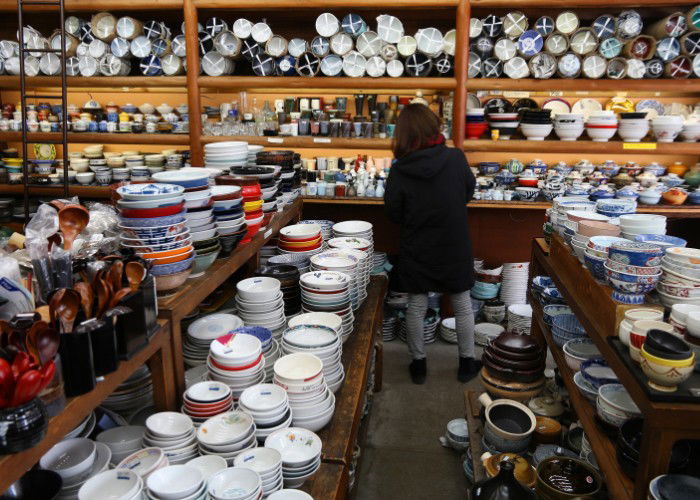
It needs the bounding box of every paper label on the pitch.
[616,92,628,97]
[549,91,564,97]
[313,138,331,143]
[623,143,656,150]
[575,91,589,95]
[504,91,530,98]
[267,138,283,144]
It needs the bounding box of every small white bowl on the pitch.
[40,437,96,480]
[237,277,282,302]
[185,455,228,481]
[146,412,194,438]
[234,447,282,476]
[208,467,262,500]
[96,426,145,453]
[264,427,322,467]
[147,465,203,500]
[78,469,142,500]
[268,490,313,500]
[117,447,166,478]
[240,383,288,412]
[274,353,324,384]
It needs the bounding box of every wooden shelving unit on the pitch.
[201,136,392,149]
[198,76,457,91]
[0,76,187,89]
[463,139,700,155]
[0,184,112,198]
[530,235,700,500]
[467,79,700,93]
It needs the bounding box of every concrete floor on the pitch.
[355,339,482,499]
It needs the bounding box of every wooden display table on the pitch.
[0,319,176,492]
[157,198,302,398]
[530,235,700,500]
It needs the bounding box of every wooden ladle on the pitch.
[36,326,59,365]
[95,278,111,319]
[109,261,124,294]
[57,205,89,251]
[125,262,146,292]
[51,289,80,333]
[109,287,132,309]
[73,282,94,319]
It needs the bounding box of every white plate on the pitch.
[196,411,255,446]
[283,325,337,348]
[188,314,244,341]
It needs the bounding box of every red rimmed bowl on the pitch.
[119,202,185,219]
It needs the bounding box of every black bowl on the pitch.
[1,469,63,500]
[487,341,543,361]
[256,264,299,280]
[642,343,692,361]
[619,112,648,119]
[644,329,691,357]
[616,445,639,479]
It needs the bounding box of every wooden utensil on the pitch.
[53,289,80,333]
[109,287,132,309]
[73,282,94,319]
[125,261,146,292]
[48,288,66,330]
[36,326,59,366]
[95,278,111,319]
[57,205,89,251]
[109,261,124,293]
[25,321,48,365]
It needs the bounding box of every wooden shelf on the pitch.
[0,320,173,493]
[300,461,348,500]
[464,139,700,155]
[467,78,700,93]
[198,76,457,91]
[0,184,111,198]
[0,76,187,90]
[202,136,392,149]
[196,0,458,6]
[470,0,698,7]
[530,298,634,500]
[0,132,190,146]
[0,0,183,10]
[464,390,487,484]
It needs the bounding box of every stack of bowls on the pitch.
[520,110,553,141]
[196,411,257,465]
[472,265,503,301]
[264,427,322,489]
[596,384,641,429]
[274,353,334,432]
[331,221,374,255]
[617,419,691,480]
[640,329,695,392]
[185,314,244,368]
[659,247,700,308]
[239,384,292,443]
[628,319,675,362]
[96,426,145,465]
[209,185,245,256]
[605,240,664,304]
[651,115,684,143]
[143,412,197,465]
[670,304,700,336]
[78,469,143,500]
[102,366,154,416]
[562,338,600,372]
[551,313,587,347]
[499,262,530,306]
[618,308,664,347]
[117,448,168,480]
[486,112,520,140]
[182,381,234,426]
[116,183,193,292]
[596,198,637,218]
[506,304,532,335]
[465,108,488,139]
[288,313,343,342]
[584,236,628,281]
[299,271,355,340]
[439,317,458,343]
[207,332,265,399]
[278,224,325,257]
[542,304,572,327]
[204,141,248,170]
[281,324,344,395]
[233,448,284,496]
[634,234,687,252]
[553,113,584,141]
[328,237,373,295]
[619,214,667,239]
[215,176,263,244]
[585,110,618,142]
[482,299,506,324]
[236,277,286,336]
[299,219,334,241]
[256,265,301,316]
[580,359,618,393]
[310,252,361,310]
[146,465,205,500]
[577,219,620,238]
[618,112,650,142]
[479,335,545,402]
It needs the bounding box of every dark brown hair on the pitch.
[391,103,442,159]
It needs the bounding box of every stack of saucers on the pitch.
[256,265,302,317]
[440,317,458,343]
[299,219,334,241]
[382,311,398,341]
[207,332,265,399]
[310,251,362,309]
[327,238,372,298]
[204,141,248,170]
[247,145,264,164]
[274,353,335,432]
[264,427,322,489]
[281,324,345,394]
[397,311,439,344]
[239,384,292,443]
[299,271,355,341]
[209,185,245,256]
[182,381,234,426]
[41,438,112,498]
[499,262,531,306]
[185,313,244,368]
[146,464,206,500]
[196,411,258,466]
[236,277,286,337]
[142,412,198,465]
[233,447,284,496]
[331,221,374,257]
[268,253,311,275]
[278,224,325,258]
[96,426,145,465]
[372,252,388,274]
[102,365,153,417]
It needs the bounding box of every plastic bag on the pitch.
[0,256,34,320]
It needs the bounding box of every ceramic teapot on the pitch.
[637,171,658,187]
[685,164,700,188]
[505,158,524,174]
[573,159,595,176]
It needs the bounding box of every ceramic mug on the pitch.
[317,157,328,170]
[478,393,536,453]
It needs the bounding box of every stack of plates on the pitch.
[63,411,96,440]
[102,365,153,417]
[96,425,145,465]
[207,332,266,399]
[372,252,388,274]
[332,220,373,248]
[143,412,198,465]
[310,251,362,310]
[327,240,372,302]
[382,311,398,341]
[298,219,334,241]
[196,411,258,466]
[146,464,206,500]
[281,324,345,395]
[474,323,506,347]
[233,448,284,497]
[268,253,311,274]
[256,264,302,317]
[264,428,322,489]
[78,469,143,500]
[273,353,334,433]
[507,304,533,335]
[41,438,112,498]
[117,447,169,479]
[185,314,244,368]
[440,317,458,343]
[236,277,287,336]
[205,141,248,170]
[210,185,246,256]
[247,145,264,164]
[397,313,439,344]
[299,271,355,341]
[182,381,234,426]
[278,224,326,258]
[239,384,292,443]
[499,262,531,306]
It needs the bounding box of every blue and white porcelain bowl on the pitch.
[608,241,664,267]
[117,183,185,200]
[580,358,618,390]
[604,263,662,283]
[584,252,607,281]
[596,198,637,214]
[150,255,195,276]
[634,234,687,250]
[543,305,573,326]
[152,170,209,189]
[119,211,186,228]
[118,221,188,239]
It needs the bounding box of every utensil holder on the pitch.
[59,331,96,397]
[90,320,118,376]
[115,275,158,360]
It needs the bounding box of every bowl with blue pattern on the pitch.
[608,241,664,267]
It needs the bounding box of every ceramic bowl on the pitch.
[608,241,664,268]
[640,346,694,392]
[562,338,600,372]
[147,465,203,500]
[78,469,142,500]
[2,470,63,500]
[40,437,97,480]
[536,457,602,499]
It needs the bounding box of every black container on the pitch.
[1,469,63,499]
[0,398,48,454]
[114,275,158,359]
[59,331,96,397]
[472,460,535,499]
[89,320,119,376]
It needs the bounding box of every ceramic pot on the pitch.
[535,456,602,499]
[472,459,536,499]
[0,398,48,454]
[533,416,562,444]
[481,452,536,488]
[479,393,536,453]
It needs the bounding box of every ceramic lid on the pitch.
[529,397,565,417]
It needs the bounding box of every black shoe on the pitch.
[458,357,482,383]
[409,358,427,385]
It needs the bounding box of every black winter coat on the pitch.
[384,144,476,294]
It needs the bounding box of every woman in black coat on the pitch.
[384,103,480,384]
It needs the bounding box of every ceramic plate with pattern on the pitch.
[572,98,603,120]
[636,99,665,119]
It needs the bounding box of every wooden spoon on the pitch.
[73,282,94,319]
[57,205,89,251]
[109,261,124,294]
[48,289,66,330]
[36,326,60,365]
[125,261,146,292]
[54,289,80,334]
[25,321,49,365]
[95,279,111,319]
[109,287,132,309]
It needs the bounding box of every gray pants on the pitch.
[406,291,475,360]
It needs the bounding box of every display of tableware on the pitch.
[196,410,257,466]
[207,331,266,400]
[477,393,537,453]
[264,427,322,488]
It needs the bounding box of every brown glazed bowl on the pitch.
[487,341,544,362]
[482,452,537,488]
[480,369,545,402]
[536,457,602,499]
[533,417,562,445]
[484,347,545,371]
[494,332,542,354]
[483,357,545,383]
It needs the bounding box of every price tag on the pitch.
[267,137,283,144]
[313,137,331,143]
[575,91,589,95]
[264,229,273,239]
[549,91,564,97]
[122,87,130,92]
[623,142,656,150]
[504,91,530,98]
[616,91,628,97]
